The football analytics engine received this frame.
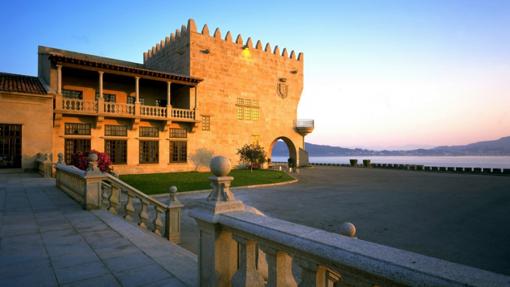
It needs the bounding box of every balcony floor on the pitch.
[0,173,197,287]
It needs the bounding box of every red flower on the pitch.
[71,150,112,172]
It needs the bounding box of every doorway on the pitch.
[0,124,22,169]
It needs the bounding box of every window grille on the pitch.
[95,92,116,102]
[169,128,187,138]
[65,123,91,135]
[139,141,159,163]
[105,140,127,164]
[140,127,159,138]
[62,89,83,99]
[105,125,127,137]
[202,116,210,131]
[169,141,187,163]
[64,139,90,164]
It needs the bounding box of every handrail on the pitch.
[103,173,167,209]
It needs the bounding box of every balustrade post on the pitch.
[153,206,165,236]
[108,184,121,215]
[124,194,136,221]
[165,186,183,243]
[83,153,105,210]
[190,156,246,287]
[138,200,150,229]
[294,257,321,287]
[231,235,265,287]
[259,245,297,287]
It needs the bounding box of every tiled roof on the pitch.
[40,46,202,85]
[0,72,47,95]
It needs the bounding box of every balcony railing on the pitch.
[295,119,314,135]
[140,105,167,118]
[171,108,195,120]
[104,102,135,116]
[57,96,195,121]
[296,119,314,128]
[62,98,97,113]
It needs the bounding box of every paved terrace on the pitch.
[174,166,510,276]
[0,173,196,287]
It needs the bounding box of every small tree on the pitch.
[237,143,267,171]
[71,150,112,173]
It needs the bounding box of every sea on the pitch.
[271,156,510,169]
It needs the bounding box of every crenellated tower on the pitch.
[145,19,308,166]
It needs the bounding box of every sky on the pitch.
[1,0,509,150]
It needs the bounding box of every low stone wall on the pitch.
[191,156,510,286]
[306,162,510,176]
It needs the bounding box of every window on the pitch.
[105,125,127,137]
[170,141,187,163]
[139,127,159,138]
[169,128,187,138]
[202,116,210,131]
[64,139,90,164]
[62,89,83,99]
[105,140,127,164]
[140,141,159,163]
[95,92,116,102]
[236,98,260,121]
[65,123,91,135]
[127,96,143,104]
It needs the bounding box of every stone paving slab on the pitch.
[0,173,197,287]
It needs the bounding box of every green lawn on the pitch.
[120,169,294,195]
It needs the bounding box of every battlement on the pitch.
[143,19,303,64]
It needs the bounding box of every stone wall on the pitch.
[145,19,306,167]
[0,92,53,170]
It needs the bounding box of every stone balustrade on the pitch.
[104,102,135,115]
[55,153,182,243]
[56,94,194,121]
[100,175,183,243]
[140,104,167,118]
[62,98,97,113]
[190,156,510,287]
[55,163,88,206]
[171,107,195,119]
[35,153,52,177]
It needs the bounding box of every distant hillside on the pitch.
[271,136,510,156]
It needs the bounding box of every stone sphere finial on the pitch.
[210,156,231,177]
[169,186,178,201]
[340,222,357,238]
[88,153,98,162]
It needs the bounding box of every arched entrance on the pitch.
[268,136,297,167]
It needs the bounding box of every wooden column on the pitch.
[98,71,104,99]
[166,81,172,121]
[134,76,141,118]
[167,81,172,106]
[97,71,104,114]
[56,64,62,95]
[135,76,140,103]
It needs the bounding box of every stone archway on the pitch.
[268,136,297,167]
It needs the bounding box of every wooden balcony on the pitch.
[56,97,195,122]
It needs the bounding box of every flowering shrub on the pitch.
[71,150,112,172]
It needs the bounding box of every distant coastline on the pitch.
[272,136,510,157]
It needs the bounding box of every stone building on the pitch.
[0,19,313,174]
